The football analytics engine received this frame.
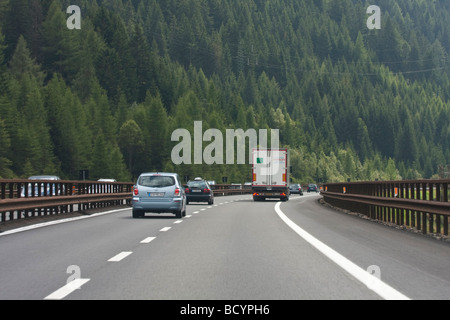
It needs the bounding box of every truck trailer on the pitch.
[252,149,290,202]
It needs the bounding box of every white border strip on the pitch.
[275,202,410,300]
[44,279,90,300]
[0,208,130,237]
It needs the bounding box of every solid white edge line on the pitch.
[44,278,90,300]
[108,251,132,262]
[274,202,411,300]
[0,208,131,237]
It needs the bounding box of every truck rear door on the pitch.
[252,149,287,187]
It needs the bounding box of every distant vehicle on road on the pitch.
[289,184,303,195]
[132,172,186,219]
[185,177,214,205]
[20,175,62,197]
[252,149,290,202]
[307,184,319,193]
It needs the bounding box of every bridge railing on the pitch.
[321,179,450,236]
[0,179,134,223]
[211,184,252,196]
[0,180,253,224]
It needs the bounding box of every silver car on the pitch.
[20,175,63,197]
[132,172,186,219]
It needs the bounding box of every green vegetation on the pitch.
[0,0,449,183]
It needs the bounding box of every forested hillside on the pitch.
[0,0,450,183]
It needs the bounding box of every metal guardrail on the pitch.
[211,184,252,196]
[321,180,450,236]
[0,179,134,223]
[0,180,252,224]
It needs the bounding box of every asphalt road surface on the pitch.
[0,193,449,300]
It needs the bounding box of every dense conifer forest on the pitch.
[0,0,449,183]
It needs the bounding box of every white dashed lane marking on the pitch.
[140,237,156,244]
[43,196,248,300]
[108,251,133,262]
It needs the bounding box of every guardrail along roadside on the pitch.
[322,180,450,237]
[0,179,134,223]
[0,180,252,224]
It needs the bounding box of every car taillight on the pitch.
[203,188,210,193]
[174,188,180,196]
[134,187,139,196]
[185,188,190,193]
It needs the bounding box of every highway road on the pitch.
[0,193,449,301]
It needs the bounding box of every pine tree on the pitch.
[0,118,12,178]
[3,0,30,59]
[91,130,111,180]
[45,75,91,179]
[41,0,82,82]
[143,91,169,171]
[395,111,419,166]
[130,23,153,103]
[118,119,144,177]
[8,36,45,83]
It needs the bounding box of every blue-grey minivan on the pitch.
[132,172,186,218]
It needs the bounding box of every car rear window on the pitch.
[139,175,175,188]
[187,181,207,188]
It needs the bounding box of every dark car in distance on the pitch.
[289,184,303,195]
[185,178,214,205]
[307,184,319,193]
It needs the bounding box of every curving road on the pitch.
[0,193,449,300]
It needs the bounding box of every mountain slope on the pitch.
[0,0,449,182]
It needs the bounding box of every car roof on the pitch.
[28,175,60,180]
[139,172,178,176]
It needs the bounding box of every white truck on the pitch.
[252,148,290,202]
